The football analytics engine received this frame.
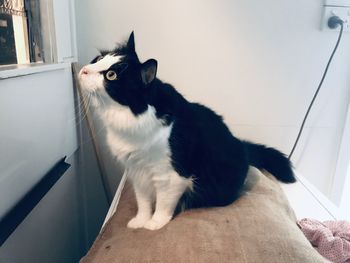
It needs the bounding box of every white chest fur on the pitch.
[95,96,173,171]
[106,121,173,172]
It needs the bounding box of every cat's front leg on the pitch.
[127,182,154,229]
[144,172,191,230]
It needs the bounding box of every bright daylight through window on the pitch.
[0,0,45,66]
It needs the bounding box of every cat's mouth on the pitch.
[78,67,105,93]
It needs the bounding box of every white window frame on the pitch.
[330,101,350,217]
[296,98,350,220]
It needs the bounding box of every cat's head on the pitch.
[79,32,158,115]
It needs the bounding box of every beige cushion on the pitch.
[80,168,328,263]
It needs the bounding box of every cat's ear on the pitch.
[141,59,157,85]
[127,31,135,52]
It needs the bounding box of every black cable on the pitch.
[288,20,344,160]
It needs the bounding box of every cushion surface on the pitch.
[81,167,328,263]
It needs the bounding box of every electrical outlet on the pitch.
[321,6,350,32]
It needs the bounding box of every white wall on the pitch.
[0,152,109,263]
[0,67,77,217]
[75,0,350,198]
[0,154,83,263]
[0,67,109,262]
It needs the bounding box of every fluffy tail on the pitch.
[243,141,296,183]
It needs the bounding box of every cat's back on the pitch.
[152,81,245,163]
[186,102,239,145]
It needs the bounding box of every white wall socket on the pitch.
[322,5,350,32]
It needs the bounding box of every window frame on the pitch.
[330,103,350,207]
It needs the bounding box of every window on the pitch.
[0,0,51,66]
[0,0,77,77]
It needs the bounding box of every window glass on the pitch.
[0,0,46,66]
[0,13,17,65]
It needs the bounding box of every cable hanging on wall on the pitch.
[288,16,345,160]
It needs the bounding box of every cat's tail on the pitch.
[243,141,296,183]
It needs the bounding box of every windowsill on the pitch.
[0,62,72,80]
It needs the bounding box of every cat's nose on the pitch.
[79,67,89,76]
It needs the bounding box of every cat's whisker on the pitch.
[78,118,108,147]
[74,93,92,126]
[97,90,107,109]
[76,92,90,116]
[73,91,86,113]
[68,82,91,123]
[69,92,90,123]
[77,96,109,147]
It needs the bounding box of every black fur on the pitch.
[243,141,295,183]
[93,32,295,213]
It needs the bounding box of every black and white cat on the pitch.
[79,32,295,230]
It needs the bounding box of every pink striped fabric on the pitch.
[298,218,350,263]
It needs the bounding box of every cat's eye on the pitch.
[106,70,117,81]
[96,56,103,62]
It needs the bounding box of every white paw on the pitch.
[127,216,149,229]
[143,215,172,230]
